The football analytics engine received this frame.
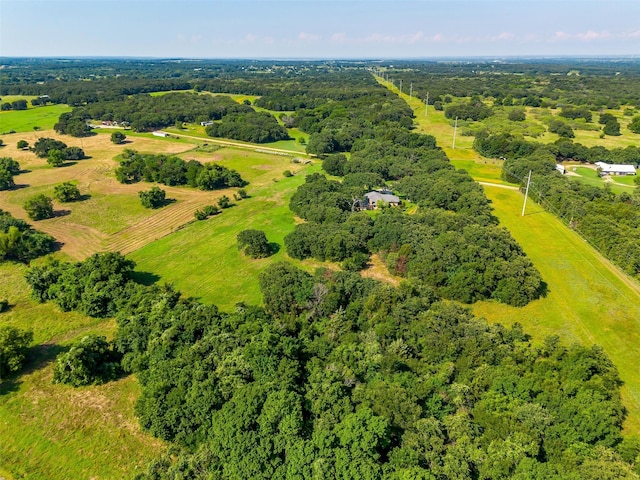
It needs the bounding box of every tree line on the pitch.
[115,149,246,190]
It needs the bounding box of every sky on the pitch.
[1,0,639,59]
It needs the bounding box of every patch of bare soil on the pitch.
[361,254,401,286]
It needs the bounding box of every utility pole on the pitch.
[425,92,429,116]
[399,79,402,95]
[521,170,532,216]
[452,116,458,149]
[409,83,413,100]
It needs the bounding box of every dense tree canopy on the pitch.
[24,254,637,478]
[0,209,55,263]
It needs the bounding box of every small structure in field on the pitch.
[200,121,214,127]
[595,162,636,176]
[152,131,169,138]
[556,164,566,174]
[363,190,401,210]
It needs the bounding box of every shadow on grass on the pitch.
[73,193,92,202]
[0,343,68,396]
[131,270,162,286]
[269,242,281,255]
[53,209,71,218]
[10,183,30,190]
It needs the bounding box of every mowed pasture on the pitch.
[384,78,640,434]
[0,131,291,260]
[0,103,72,133]
[129,160,324,310]
[1,129,319,477]
[473,186,640,434]
[0,263,165,479]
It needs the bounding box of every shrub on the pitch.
[237,229,273,258]
[24,194,54,220]
[283,170,294,177]
[0,326,33,376]
[217,195,231,209]
[111,131,126,144]
[53,335,121,387]
[53,182,81,202]
[139,186,167,209]
[17,140,29,149]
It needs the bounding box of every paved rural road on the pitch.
[168,132,313,157]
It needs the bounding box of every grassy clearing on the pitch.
[471,186,640,434]
[129,161,324,310]
[0,263,164,479]
[565,165,637,194]
[0,104,72,134]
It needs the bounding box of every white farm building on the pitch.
[595,162,636,176]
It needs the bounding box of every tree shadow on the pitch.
[0,343,68,396]
[53,209,71,218]
[50,240,65,253]
[269,242,281,256]
[60,161,78,168]
[74,193,92,202]
[131,270,162,286]
[11,183,30,190]
[537,280,549,299]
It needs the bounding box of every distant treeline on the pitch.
[474,132,640,166]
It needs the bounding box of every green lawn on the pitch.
[129,162,324,310]
[0,104,72,133]
[472,186,640,434]
[568,165,637,194]
[0,263,164,479]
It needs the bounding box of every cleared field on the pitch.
[0,263,164,479]
[129,162,324,310]
[0,130,236,260]
[472,186,640,434]
[566,165,637,194]
[0,104,72,133]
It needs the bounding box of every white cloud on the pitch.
[298,32,321,41]
[492,32,515,41]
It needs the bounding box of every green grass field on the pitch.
[0,263,164,479]
[472,186,640,434]
[0,104,72,133]
[129,161,324,310]
[566,165,637,194]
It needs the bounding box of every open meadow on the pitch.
[0,102,72,134]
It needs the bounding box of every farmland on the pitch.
[1,104,318,476]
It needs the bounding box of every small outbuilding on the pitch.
[556,164,566,174]
[595,162,636,176]
[152,131,169,138]
[363,190,401,210]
